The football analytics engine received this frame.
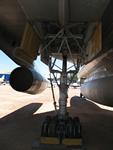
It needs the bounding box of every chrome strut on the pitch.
[58,54,68,119]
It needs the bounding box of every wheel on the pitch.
[65,117,73,138]
[73,117,81,138]
[48,117,57,137]
[56,119,66,139]
[41,116,51,136]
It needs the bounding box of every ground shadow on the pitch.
[0,97,113,150]
[69,96,113,150]
[0,103,42,150]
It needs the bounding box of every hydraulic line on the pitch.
[49,72,57,112]
[49,57,58,112]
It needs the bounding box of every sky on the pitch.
[0,50,62,78]
[0,50,49,76]
[0,50,19,72]
[0,50,73,78]
[34,56,50,77]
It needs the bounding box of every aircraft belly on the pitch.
[18,0,110,22]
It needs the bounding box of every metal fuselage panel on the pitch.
[18,0,110,22]
[0,0,110,66]
[79,49,113,106]
[0,0,26,64]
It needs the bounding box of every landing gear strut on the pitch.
[33,27,83,149]
[40,54,82,148]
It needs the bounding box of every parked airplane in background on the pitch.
[0,71,10,85]
[0,75,5,84]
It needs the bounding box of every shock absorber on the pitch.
[58,54,68,119]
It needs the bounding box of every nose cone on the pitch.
[10,67,33,92]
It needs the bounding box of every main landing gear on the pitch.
[33,28,83,149]
[39,55,82,149]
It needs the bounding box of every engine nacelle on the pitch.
[9,67,48,94]
[79,50,113,107]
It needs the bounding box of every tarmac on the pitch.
[0,85,113,150]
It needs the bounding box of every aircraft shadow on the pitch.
[0,103,42,150]
[0,98,113,150]
[70,96,113,150]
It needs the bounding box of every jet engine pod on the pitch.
[10,67,48,94]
